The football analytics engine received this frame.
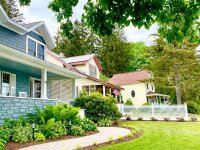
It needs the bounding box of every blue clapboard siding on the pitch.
[0,25,46,60]
[0,66,40,97]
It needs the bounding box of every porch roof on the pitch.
[146,91,170,98]
[0,44,85,79]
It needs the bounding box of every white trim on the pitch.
[30,77,42,98]
[26,35,46,59]
[1,71,11,96]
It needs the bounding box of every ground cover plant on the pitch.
[0,103,97,150]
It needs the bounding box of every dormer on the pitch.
[63,54,103,79]
[0,5,56,60]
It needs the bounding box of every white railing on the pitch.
[117,103,188,121]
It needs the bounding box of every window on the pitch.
[27,36,45,60]
[30,78,41,98]
[131,90,135,98]
[89,64,97,78]
[2,72,10,96]
[146,83,149,90]
[151,85,154,91]
[0,72,16,96]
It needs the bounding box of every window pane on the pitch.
[2,73,10,96]
[37,44,45,60]
[34,80,41,98]
[28,39,36,57]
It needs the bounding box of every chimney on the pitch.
[59,52,65,58]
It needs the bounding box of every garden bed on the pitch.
[81,128,143,150]
[6,130,98,150]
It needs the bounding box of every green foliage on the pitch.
[97,118,112,127]
[125,98,133,106]
[43,118,67,139]
[34,133,46,141]
[28,104,80,125]
[53,20,100,57]
[100,73,109,82]
[70,125,85,136]
[128,42,149,71]
[0,127,10,143]
[187,101,200,115]
[79,118,97,132]
[12,124,32,143]
[74,92,121,123]
[0,139,5,150]
[99,29,131,77]
[147,38,200,103]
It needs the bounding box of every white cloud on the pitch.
[19,0,157,45]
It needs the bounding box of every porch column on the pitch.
[72,79,76,100]
[103,85,106,96]
[109,88,112,94]
[41,69,47,99]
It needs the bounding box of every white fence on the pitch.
[118,103,188,121]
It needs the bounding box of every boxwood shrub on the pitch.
[74,92,121,123]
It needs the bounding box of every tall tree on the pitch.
[0,0,24,23]
[99,29,131,77]
[53,20,101,57]
[128,42,149,71]
[19,0,199,40]
[147,37,200,104]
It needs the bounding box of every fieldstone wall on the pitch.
[0,96,58,124]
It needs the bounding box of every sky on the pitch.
[20,0,158,46]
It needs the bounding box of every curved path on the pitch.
[19,127,131,150]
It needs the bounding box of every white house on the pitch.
[109,70,170,106]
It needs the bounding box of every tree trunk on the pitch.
[175,74,182,104]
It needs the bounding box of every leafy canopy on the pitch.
[18,0,200,42]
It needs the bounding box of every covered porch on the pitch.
[146,91,171,105]
[0,44,84,101]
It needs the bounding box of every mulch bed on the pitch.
[6,124,144,150]
[5,131,98,150]
[81,129,143,150]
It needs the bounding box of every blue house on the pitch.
[0,5,84,123]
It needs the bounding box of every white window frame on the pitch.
[26,36,46,60]
[30,77,42,98]
[89,64,97,78]
[1,71,11,96]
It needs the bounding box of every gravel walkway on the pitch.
[19,127,131,150]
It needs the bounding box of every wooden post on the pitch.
[41,69,47,99]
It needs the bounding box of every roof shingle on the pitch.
[109,70,150,85]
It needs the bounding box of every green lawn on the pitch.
[99,115,200,150]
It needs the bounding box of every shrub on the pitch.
[34,133,46,141]
[3,118,17,129]
[97,118,112,127]
[187,101,200,114]
[0,139,5,150]
[138,117,143,121]
[191,117,197,122]
[177,117,185,122]
[164,118,170,121]
[81,118,97,131]
[43,118,67,139]
[150,117,158,121]
[70,126,85,136]
[125,98,133,105]
[0,127,10,143]
[27,104,80,125]
[74,92,121,123]
[126,116,131,121]
[12,124,32,143]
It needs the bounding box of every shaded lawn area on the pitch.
[99,115,200,150]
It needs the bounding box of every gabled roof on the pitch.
[109,70,151,85]
[63,54,103,71]
[47,51,122,89]
[0,5,56,50]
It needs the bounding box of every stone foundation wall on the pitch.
[0,96,58,124]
